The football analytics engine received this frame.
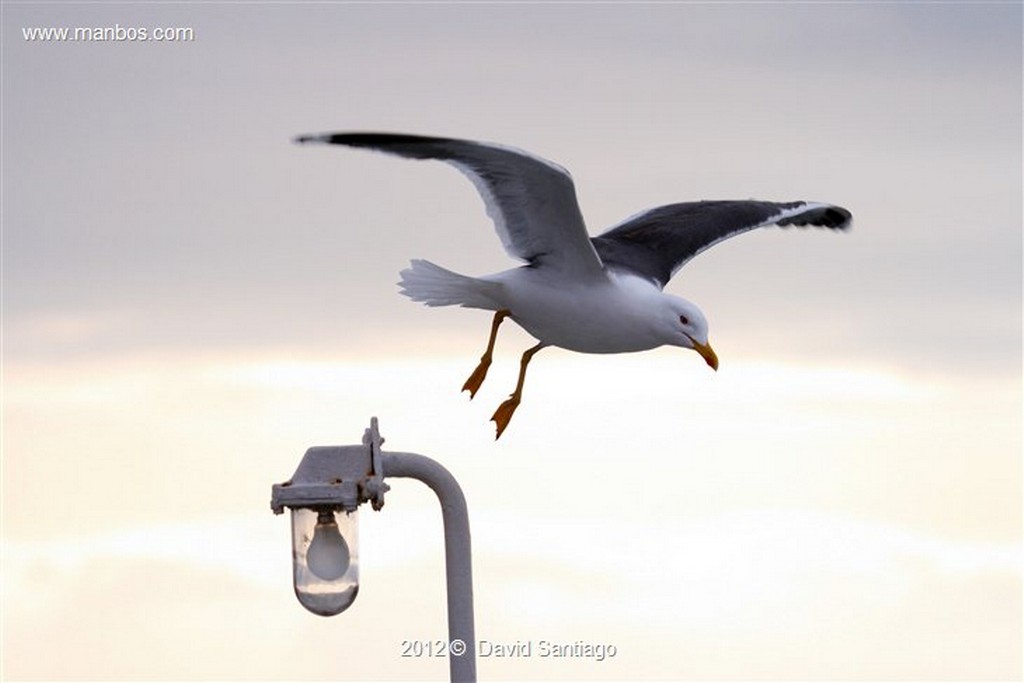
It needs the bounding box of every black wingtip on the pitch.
[290,132,465,163]
[292,131,459,148]
[778,203,853,231]
[819,205,851,229]
[822,205,853,230]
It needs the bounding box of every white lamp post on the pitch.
[271,418,476,682]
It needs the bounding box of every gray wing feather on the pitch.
[591,200,851,289]
[296,132,605,280]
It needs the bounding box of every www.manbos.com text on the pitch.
[22,24,195,43]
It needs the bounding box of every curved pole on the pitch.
[381,451,476,683]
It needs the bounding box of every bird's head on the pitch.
[660,295,718,371]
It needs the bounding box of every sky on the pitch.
[2,1,1021,680]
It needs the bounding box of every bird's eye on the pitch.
[680,315,689,325]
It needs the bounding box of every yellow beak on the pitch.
[691,338,719,371]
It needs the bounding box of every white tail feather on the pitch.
[398,259,502,310]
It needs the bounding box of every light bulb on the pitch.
[307,513,351,581]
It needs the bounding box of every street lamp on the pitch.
[270,418,476,682]
[271,437,385,616]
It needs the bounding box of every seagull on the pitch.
[296,132,851,438]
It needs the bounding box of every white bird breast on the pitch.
[491,268,672,354]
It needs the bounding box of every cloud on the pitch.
[3,508,1019,679]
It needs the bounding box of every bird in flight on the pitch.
[296,132,851,439]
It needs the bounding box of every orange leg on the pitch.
[461,309,510,399]
[491,342,546,440]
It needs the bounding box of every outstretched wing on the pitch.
[591,200,851,289]
[296,132,606,280]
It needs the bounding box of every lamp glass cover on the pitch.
[290,507,359,616]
